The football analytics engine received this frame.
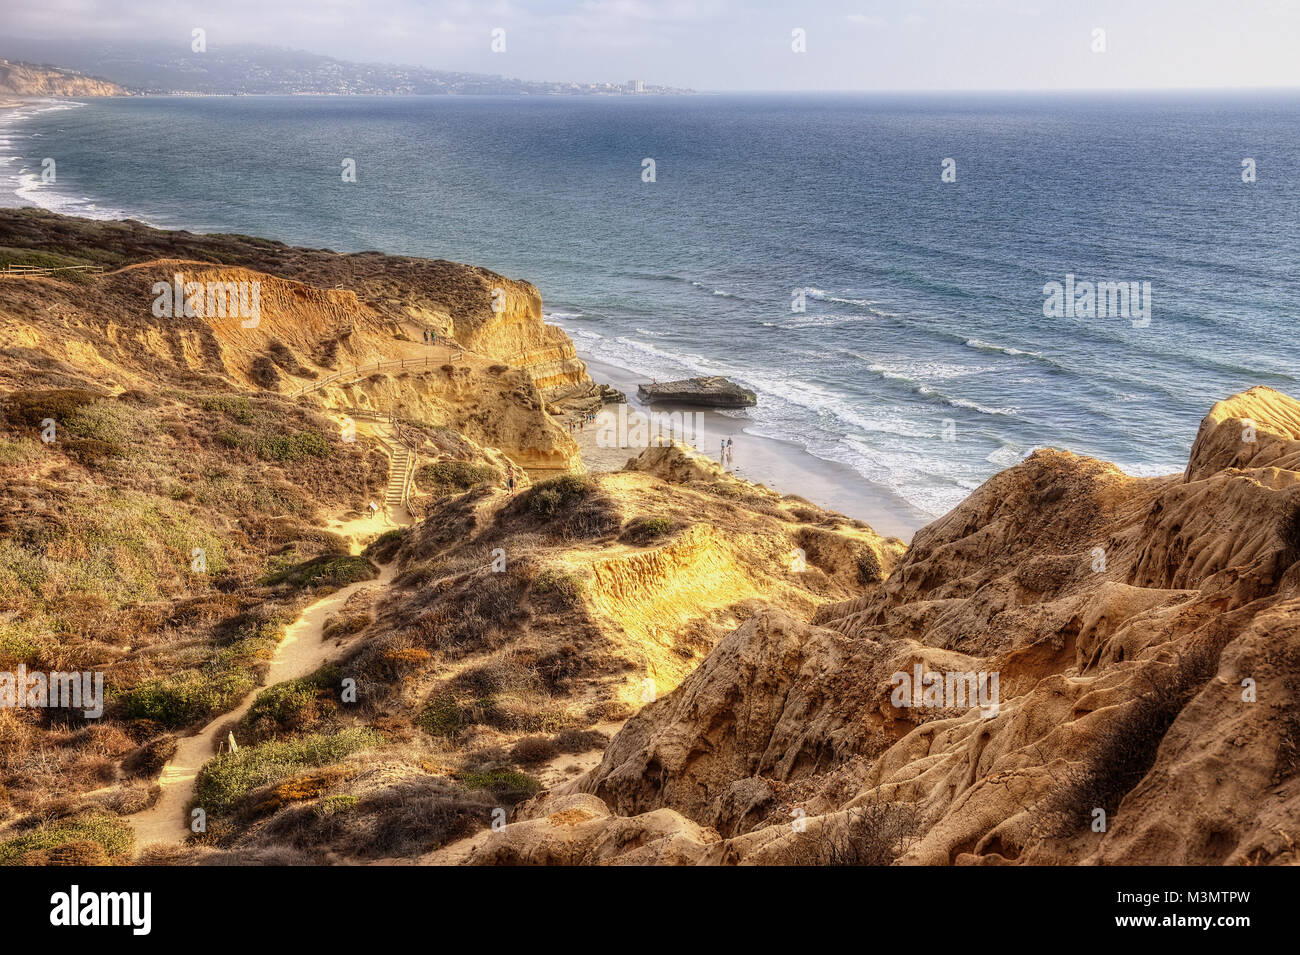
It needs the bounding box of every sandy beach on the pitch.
[569,356,929,541]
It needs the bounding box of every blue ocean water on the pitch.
[3,93,1298,521]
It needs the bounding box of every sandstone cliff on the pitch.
[0,211,587,471]
[0,60,127,96]
[466,387,1300,865]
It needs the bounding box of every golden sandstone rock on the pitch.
[466,387,1300,866]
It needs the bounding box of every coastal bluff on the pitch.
[468,386,1300,866]
[0,60,127,96]
[0,209,589,471]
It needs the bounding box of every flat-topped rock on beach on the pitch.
[636,375,757,408]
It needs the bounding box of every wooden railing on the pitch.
[286,351,463,399]
[3,263,105,276]
[341,407,420,515]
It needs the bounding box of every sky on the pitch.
[6,0,1300,91]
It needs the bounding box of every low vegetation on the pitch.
[455,767,542,801]
[621,515,675,545]
[418,459,500,495]
[240,665,344,741]
[0,810,133,865]
[261,554,378,589]
[193,727,383,816]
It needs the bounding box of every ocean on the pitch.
[3,92,1298,530]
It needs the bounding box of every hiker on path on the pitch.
[506,467,516,496]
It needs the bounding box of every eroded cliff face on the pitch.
[438,277,594,403]
[0,61,127,96]
[467,387,1300,866]
[0,215,587,472]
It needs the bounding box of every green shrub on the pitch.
[525,475,594,518]
[120,667,256,728]
[253,430,332,462]
[63,437,125,465]
[0,437,40,466]
[417,693,464,739]
[0,811,133,865]
[65,399,149,446]
[261,554,378,589]
[456,768,541,801]
[314,794,358,818]
[622,515,675,545]
[2,388,101,429]
[244,666,340,735]
[200,395,255,423]
[856,547,883,584]
[193,727,382,815]
[322,613,373,640]
[0,247,88,273]
[362,529,405,563]
[418,460,500,494]
[532,568,587,606]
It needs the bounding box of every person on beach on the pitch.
[720,438,726,464]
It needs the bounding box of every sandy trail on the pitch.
[126,509,408,853]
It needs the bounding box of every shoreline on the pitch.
[572,355,930,542]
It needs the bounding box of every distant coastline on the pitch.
[0,45,694,97]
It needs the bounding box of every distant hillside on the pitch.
[0,59,125,96]
[0,39,689,96]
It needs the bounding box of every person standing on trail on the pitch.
[506,467,516,496]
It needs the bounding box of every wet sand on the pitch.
[573,356,930,542]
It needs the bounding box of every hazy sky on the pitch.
[9,0,1300,91]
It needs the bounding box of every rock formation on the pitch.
[465,387,1300,865]
[637,376,757,408]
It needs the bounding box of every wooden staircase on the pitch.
[378,430,414,515]
[345,408,417,519]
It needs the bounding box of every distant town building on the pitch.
[626,79,645,93]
